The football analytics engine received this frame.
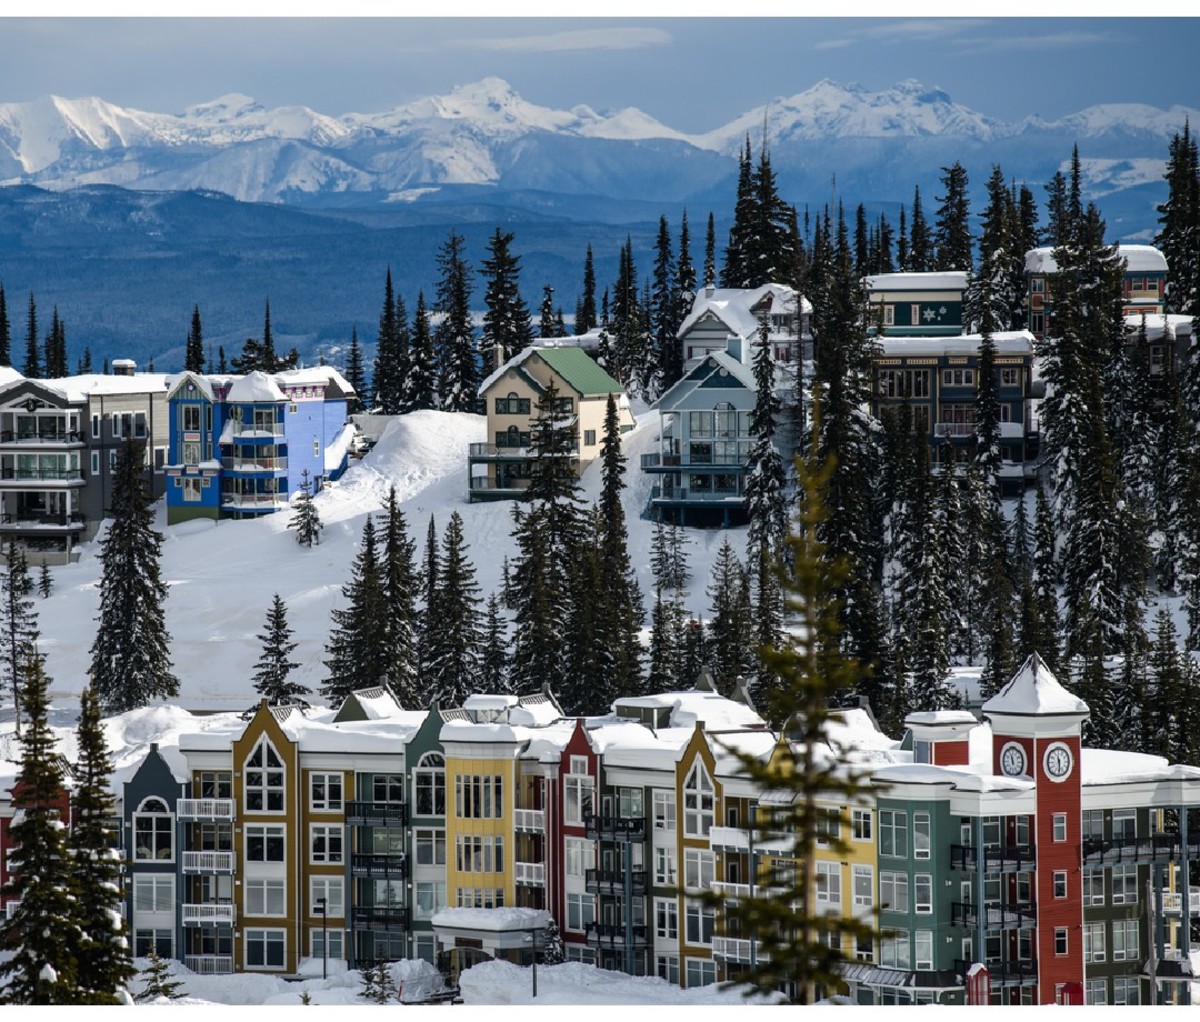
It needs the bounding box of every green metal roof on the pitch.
[534,347,624,397]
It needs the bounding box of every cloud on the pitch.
[453,27,671,53]
[813,38,855,51]
[956,30,1112,53]
[809,18,982,51]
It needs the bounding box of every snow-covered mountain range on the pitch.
[0,77,1194,203]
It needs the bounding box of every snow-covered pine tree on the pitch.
[707,536,753,693]
[417,514,440,684]
[424,512,484,708]
[0,654,80,1004]
[0,283,9,366]
[433,230,478,413]
[578,244,598,335]
[907,186,932,272]
[722,137,755,288]
[288,469,322,547]
[23,292,39,377]
[344,326,367,414]
[609,237,647,390]
[403,290,438,412]
[377,487,419,705]
[933,161,972,272]
[971,304,1004,487]
[745,322,788,555]
[704,212,717,287]
[69,686,135,1004]
[480,592,510,693]
[480,228,533,369]
[541,918,566,965]
[89,439,177,714]
[649,215,677,399]
[1031,478,1061,671]
[135,949,184,1002]
[322,516,388,704]
[1155,121,1200,317]
[252,594,307,705]
[38,560,52,599]
[372,270,405,414]
[1,540,38,733]
[184,305,205,374]
[647,589,684,692]
[563,507,607,713]
[539,285,557,340]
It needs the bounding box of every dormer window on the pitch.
[245,737,285,812]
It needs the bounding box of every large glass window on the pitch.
[913,813,931,859]
[914,874,933,913]
[1113,919,1139,961]
[134,798,174,862]
[133,875,174,913]
[413,753,445,816]
[683,761,714,837]
[245,929,285,969]
[564,769,594,826]
[653,791,676,831]
[880,872,908,913]
[310,928,344,962]
[310,773,343,812]
[1111,864,1138,904]
[565,837,593,878]
[655,846,677,886]
[685,902,714,945]
[566,892,595,932]
[683,849,714,891]
[246,825,285,862]
[879,810,908,858]
[455,775,503,818]
[373,774,404,804]
[853,865,874,909]
[245,879,286,916]
[244,738,285,812]
[655,898,678,940]
[310,877,344,919]
[415,829,446,867]
[816,862,841,910]
[310,825,344,864]
[415,882,447,919]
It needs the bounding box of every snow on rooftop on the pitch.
[464,694,520,710]
[1125,313,1195,340]
[510,700,562,728]
[345,687,402,720]
[678,283,801,342]
[227,370,286,403]
[982,652,1089,717]
[865,271,968,291]
[875,331,1034,357]
[1079,747,1200,785]
[1026,244,1167,275]
[905,710,978,726]
[431,906,550,932]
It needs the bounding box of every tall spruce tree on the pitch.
[373,269,405,414]
[252,594,307,704]
[0,654,79,1004]
[184,305,205,374]
[424,512,484,708]
[69,686,135,1003]
[378,487,420,706]
[578,244,598,334]
[403,290,437,411]
[0,283,10,366]
[539,285,557,339]
[433,230,478,412]
[322,516,388,704]
[480,228,533,369]
[650,215,678,397]
[89,439,177,713]
[23,292,40,377]
[704,212,717,286]
[933,161,972,271]
[1156,121,1200,316]
[288,469,322,547]
[722,137,756,288]
[1,540,38,734]
[480,592,510,693]
[344,326,366,414]
[707,536,753,692]
[907,186,932,271]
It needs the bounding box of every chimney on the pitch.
[111,359,137,377]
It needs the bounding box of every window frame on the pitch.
[309,772,343,812]
[244,928,286,971]
[310,824,344,865]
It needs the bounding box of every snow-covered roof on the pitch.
[678,283,801,342]
[612,688,765,731]
[1081,748,1180,786]
[906,710,978,727]
[1124,313,1195,341]
[276,365,355,394]
[875,331,1034,357]
[323,421,356,474]
[982,653,1089,717]
[431,907,550,932]
[1025,244,1167,275]
[345,687,403,720]
[35,372,174,402]
[0,366,25,389]
[864,271,968,292]
[464,694,520,711]
[227,370,286,403]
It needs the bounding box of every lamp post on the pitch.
[526,926,542,998]
[315,897,328,980]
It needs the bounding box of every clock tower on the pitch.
[981,653,1089,1005]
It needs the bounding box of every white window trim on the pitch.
[244,928,287,971]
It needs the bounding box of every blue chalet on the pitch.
[164,367,356,526]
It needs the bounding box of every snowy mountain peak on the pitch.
[182,93,264,120]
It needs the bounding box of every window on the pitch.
[1053,871,1067,899]
[91,451,100,475]
[415,881,447,919]
[1084,921,1105,963]
[880,872,908,913]
[415,829,446,867]
[372,774,404,804]
[310,877,343,919]
[245,879,286,916]
[246,825,285,863]
[984,816,1003,847]
[245,929,285,970]
[133,798,174,861]
[133,875,174,913]
[816,862,842,910]
[815,808,840,847]
[91,413,100,438]
[455,835,504,872]
[566,892,595,932]
[1111,864,1138,904]
[1055,927,1068,956]
[684,848,715,891]
[584,430,596,446]
[183,405,201,431]
[181,477,202,502]
[853,866,874,911]
[311,928,343,962]
[1052,813,1067,842]
[879,809,908,858]
[653,791,676,831]
[1083,868,1105,906]
[683,761,714,837]
[455,887,504,909]
[495,394,531,415]
[1000,367,1021,387]
[852,809,872,842]
[914,874,932,914]
[685,958,716,988]
[910,304,921,325]
[134,929,173,959]
[565,837,593,878]
[913,812,930,859]
[1112,977,1140,1005]
[564,768,594,826]
[880,930,910,969]
[877,368,931,399]
[983,871,1001,903]
[413,753,445,816]
[1032,277,1045,294]
[913,740,931,764]
[655,898,679,940]
[309,773,342,811]
[1085,979,1106,1005]
[685,901,714,945]
[656,955,680,985]
[915,930,933,971]
[883,305,895,326]
[553,397,574,414]
[655,846,677,887]
[313,439,320,457]
[1030,312,1045,334]
[244,738,285,812]
[1113,919,1139,961]
[1112,809,1136,840]
[309,825,343,865]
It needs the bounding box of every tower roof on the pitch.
[982,653,1089,718]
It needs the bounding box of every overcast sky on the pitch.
[1,16,1196,133]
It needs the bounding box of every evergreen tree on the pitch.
[0,283,9,366]
[89,440,177,713]
[971,304,1004,485]
[896,204,909,270]
[707,536,753,692]
[704,211,717,286]
[43,307,67,378]
[1031,478,1061,670]
[541,918,565,965]
[480,228,533,369]
[217,345,227,373]
[1,541,38,734]
[424,512,484,708]
[69,686,135,1004]
[744,323,788,553]
[252,594,307,704]
[722,138,756,288]
[1155,121,1200,316]
[650,215,680,395]
[578,244,598,334]
[608,237,648,390]
[907,186,932,271]
[480,592,510,693]
[539,285,557,339]
[377,487,420,706]
[135,950,184,1002]
[184,305,205,374]
[677,210,697,302]
[966,165,1023,331]
[372,269,405,414]
[0,654,79,1004]
[288,469,322,547]
[344,326,366,414]
[37,561,52,599]
[433,230,478,412]
[403,290,437,411]
[23,292,39,377]
[322,516,388,704]
[933,161,972,271]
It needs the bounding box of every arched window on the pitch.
[414,752,445,816]
[683,760,714,837]
[245,737,285,812]
[134,797,174,861]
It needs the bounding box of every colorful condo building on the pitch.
[5,656,1199,1005]
[164,367,356,525]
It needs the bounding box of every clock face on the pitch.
[1000,743,1026,777]
[1043,742,1074,782]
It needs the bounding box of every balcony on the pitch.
[177,799,236,821]
[345,801,408,827]
[221,493,288,511]
[182,851,236,874]
[0,429,85,447]
[184,956,233,976]
[468,477,531,496]
[1082,835,1200,863]
[640,452,682,471]
[351,853,408,877]
[468,442,571,461]
[352,905,408,930]
[954,958,1038,984]
[584,814,646,843]
[182,903,236,926]
[712,936,769,964]
[228,421,284,438]
[950,843,1036,872]
[0,466,85,485]
[1161,891,1200,915]
[514,862,546,887]
[513,808,545,833]
[707,825,793,855]
[221,456,288,474]
[950,900,1037,929]
[934,422,975,437]
[584,922,649,950]
[585,868,646,896]
[0,511,86,532]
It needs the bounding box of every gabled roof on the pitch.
[982,653,1089,717]
[477,345,624,399]
[655,350,756,410]
[227,370,286,403]
[677,283,800,341]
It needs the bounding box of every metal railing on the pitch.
[345,801,408,827]
[0,429,84,444]
[1162,891,1200,915]
[350,853,408,877]
[954,957,1037,983]
[182,851,236,874]
[950,843,1036,872]
[177,798,236,821]
[221,456,288,473]
[0,466,84,481]
[951,900,1037,929]
[584,922,649,949]
[352,905,408,929]
[585,868,647,895]
[182,903,236,925]
[184,955,233,975]
[513,808,545,832]
[514,862,546,886]
[0,511,85,528]
[228,421,284,437]
[468,477,530,492]
[584,814,646,842]
[221,493,286,508]
[1082,835,1200,862]
[468,442,534,458]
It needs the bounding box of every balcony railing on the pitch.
[640,453,683,470]
[0,429,84,444]
[221,456,288,473]
[0,512,85,530]
[585,868,646,896]
[584,814,646,843]
[1082,835,1200,863]
[177,798,236,821]
[712,936,768,963]
[345,801,408,827]
[513,808,545,833]
[0,466,84,482]
[1162,891,1200,915]
[352,905,408,929]
[707,825,793,855]
[182,903,236,926]
[950,900,1037,929]
[934,422,975,437]
[182,851,236,874]
[184,955,233,975]
[468,477,530,492]
[954,958,1038,984]
[351,853,408,877]
[514,862,546,886]
[950,843,1036,872]
[229,422,284,437]
[222,493,287,509]
[584,922,649,950]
